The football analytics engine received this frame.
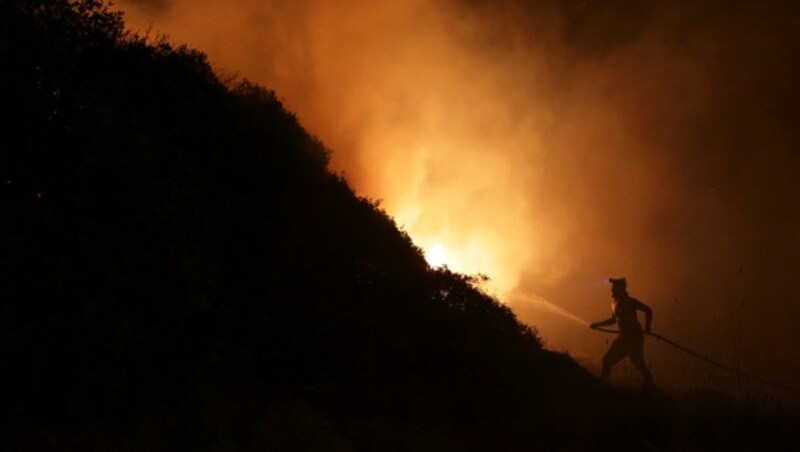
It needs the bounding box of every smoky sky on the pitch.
[118,0,800,399]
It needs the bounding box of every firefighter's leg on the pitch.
[628,336,653,386]
[601,337,627,381]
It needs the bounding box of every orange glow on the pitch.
[117,0,560,298]
[113,0,712,311]
[114,1,702,305]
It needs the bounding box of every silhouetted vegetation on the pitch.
[1,1,797,450]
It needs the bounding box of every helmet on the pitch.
[609,277,627,289]
[609,277,627,296]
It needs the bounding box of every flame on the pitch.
[425,243,448,268]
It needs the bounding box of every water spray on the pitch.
[509,292,590,326]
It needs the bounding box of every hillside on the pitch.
[0,1,796,450]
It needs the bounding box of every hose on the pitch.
[592,327,796,393]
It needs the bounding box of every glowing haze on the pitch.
[118,0,800,398]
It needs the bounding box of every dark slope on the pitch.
[1,2,796,450]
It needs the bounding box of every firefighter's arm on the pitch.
[639,302,653,334]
